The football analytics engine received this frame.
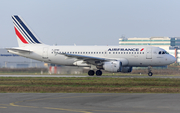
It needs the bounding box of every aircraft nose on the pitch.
[170,56,176,64]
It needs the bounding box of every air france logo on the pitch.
[140,48,144,51]
[108,48,144,51]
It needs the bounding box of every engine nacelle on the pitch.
[103,61,122,72]
[121,67,133,73]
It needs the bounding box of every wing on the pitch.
[58,53,115,65]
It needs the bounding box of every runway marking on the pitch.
[9,102,38,108]
[44,107,92,113]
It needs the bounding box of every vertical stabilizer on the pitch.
[12,15,42,47]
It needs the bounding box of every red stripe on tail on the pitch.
[14,27,28,44]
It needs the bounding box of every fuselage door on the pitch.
[42,47,48,59]
[146,48,152,59]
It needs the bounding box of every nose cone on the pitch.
[170,55,176,64]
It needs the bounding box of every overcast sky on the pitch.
[1,0,180,47]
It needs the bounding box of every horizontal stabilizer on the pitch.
[6,48,33,54]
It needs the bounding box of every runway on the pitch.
[0,93,179,113]
[0,74,180,78]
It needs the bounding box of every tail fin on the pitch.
[12,15,42,47]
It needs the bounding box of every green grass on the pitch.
[0,77,180,93]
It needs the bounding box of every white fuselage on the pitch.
[9,44,176,68]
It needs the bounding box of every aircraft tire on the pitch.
[148,72,153,76]
[96,70,102,76]
[88,70,94,76]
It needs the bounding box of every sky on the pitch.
[1,0,180,47]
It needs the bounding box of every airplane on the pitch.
[7,15,176,76]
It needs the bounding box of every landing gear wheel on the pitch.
[148,72,153,76]
[96,70,102,76]
[88,70,94,76]
[148,66,153,76]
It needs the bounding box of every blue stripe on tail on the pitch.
[12,16,34,43]
[14,16,41,44]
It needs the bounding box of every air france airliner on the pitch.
[7,15,176,76]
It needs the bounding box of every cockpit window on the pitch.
[159,51,169,55]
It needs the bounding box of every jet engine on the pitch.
[103,61,122,72]
[121,67,133,73]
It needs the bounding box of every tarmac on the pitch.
[0,93,180,113]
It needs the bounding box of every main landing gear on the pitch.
[88,70,102,76]
[148,66,153,76]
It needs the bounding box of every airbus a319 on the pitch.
[7,15,176,76]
